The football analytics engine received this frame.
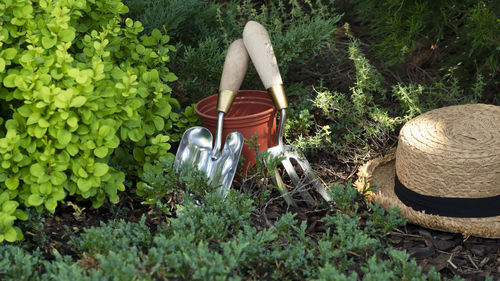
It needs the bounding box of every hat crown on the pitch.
[396,103,500,198]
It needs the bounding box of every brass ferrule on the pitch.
[267,84,288,110]
[216,90,236,113]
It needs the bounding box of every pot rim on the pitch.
[195,90,276,122]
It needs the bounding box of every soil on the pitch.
[20,7,499,281]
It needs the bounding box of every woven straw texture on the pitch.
[356,104,500,238]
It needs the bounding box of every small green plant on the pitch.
[69,215,152,256]
[136,156,216,214]
[285,108,315,138]
[364,203,407,235]
[327,180,360,213]
[307,36,402,158]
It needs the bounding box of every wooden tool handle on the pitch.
[243,21,287,109]
[217,39,249,113]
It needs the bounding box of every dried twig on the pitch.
[447,255,458,270]
[467,255,479,270]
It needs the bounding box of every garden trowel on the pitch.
[243,21,331,204]
[174,39,249,197]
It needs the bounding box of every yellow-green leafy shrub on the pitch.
[0,0,180,242]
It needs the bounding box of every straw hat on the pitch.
[355,103,500,238]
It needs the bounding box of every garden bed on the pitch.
[1,0,498,280]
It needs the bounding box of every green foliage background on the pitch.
[123,0,342,102]
[350,0,499,92]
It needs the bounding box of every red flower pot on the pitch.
[195,90,277,172]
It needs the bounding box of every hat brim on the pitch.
[356,149,500,239]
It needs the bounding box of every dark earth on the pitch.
[21,9,499,281]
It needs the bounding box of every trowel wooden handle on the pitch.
[217,39,249,113]
[243,21,287,110]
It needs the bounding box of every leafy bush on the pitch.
[123,0,342,103]
[0,0,192,242]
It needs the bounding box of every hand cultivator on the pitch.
[243,21,330,205]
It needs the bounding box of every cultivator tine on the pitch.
[281,156,316,204]
[271,168,298,207]
[284,146,331,203]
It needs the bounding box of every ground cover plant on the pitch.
[0,164,452,280]
[1,0,499,280]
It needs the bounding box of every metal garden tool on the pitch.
[174,39,249,197]
[243,21,331,204]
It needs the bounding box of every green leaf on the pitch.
[93,163,109,177]
[30,163,45,177]
[156,102,172,117]
[51,187,66,201]
[1,161,10,169]
[5,119,18,130]
[78,167,88,178]
[3,74,16,88]
[57,129,72,146]
[17,105,32,117]
[14,209,28,221]
[44,198,57,213]
[41,36,56,49]
[39,182,52,195]
[125,18,133,27]
[136,44,145,54]
[152,116,164,130]
[27,194,44,206]
[133,147,145,162]
[34,126,47,138]
[0,192,9,204]
[12,153,23,162]
[38,118,50,128]
[0,58,5,72]
[77,178,92,192]
[4,227,18,242]
[98,125,111,138]
[67,143,79,156]
[59,28,75,42]
[15,227,23,241]
[151,29,162,39]
[50,171,67,185]
[2,200,19,214]
[94,146,108,158]
[68,68,79,78]
[75,70,90,84]
[54,91,71,108]
[26,112,41,125]
[128,129,143,142]
[163,72,178,82]
[5,177,19,190]
[70,96,87,107]
[67,116,79,128]
[2,48,17,60]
